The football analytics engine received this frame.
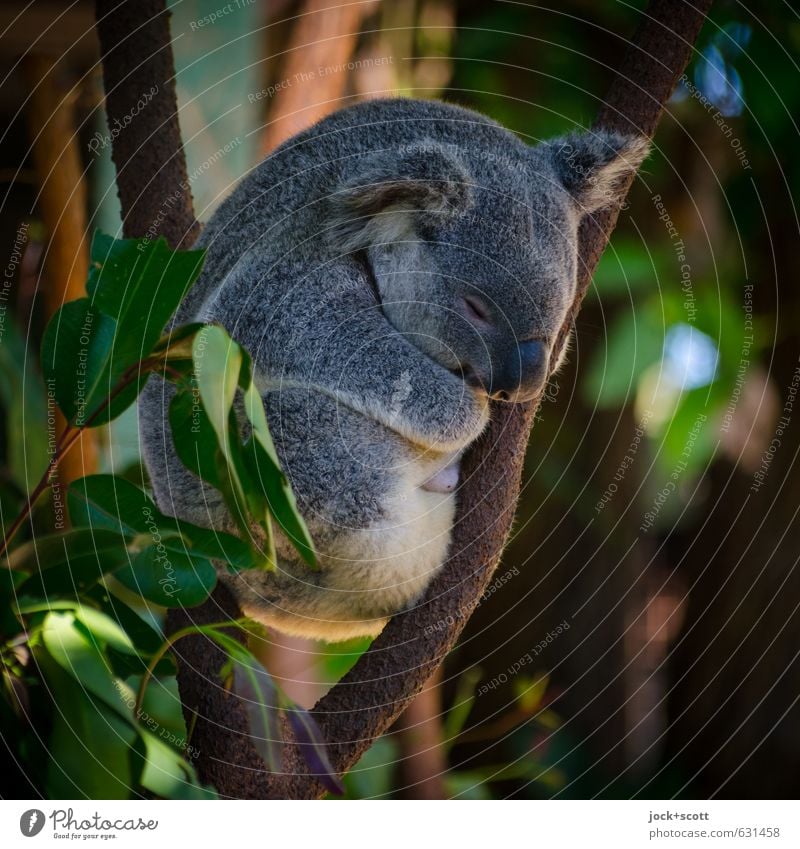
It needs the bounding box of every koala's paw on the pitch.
[405,380,489,452]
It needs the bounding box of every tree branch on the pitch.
[94,0,262,797]
[95,0,198,248]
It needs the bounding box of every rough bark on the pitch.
[96,0,712,799]
[95,0,198,249]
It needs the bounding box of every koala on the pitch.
[139,98,648,642]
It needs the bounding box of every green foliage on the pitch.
[0,318,49,494]
[41,233,205,428]
[0,232,333,799]
[168,325,315,568]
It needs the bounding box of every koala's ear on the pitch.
[327,141,472,251]
[544,130,650,214]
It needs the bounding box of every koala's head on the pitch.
[328,128,649,403]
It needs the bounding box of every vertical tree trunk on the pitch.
[259,0,377,155]
[95,0,198,249]
[394,668,448,799]
[95,0,268,798]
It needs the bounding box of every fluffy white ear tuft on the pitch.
[546,130,651,214]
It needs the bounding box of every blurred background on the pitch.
[0,0,798,798]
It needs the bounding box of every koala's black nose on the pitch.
[487,339,550,403]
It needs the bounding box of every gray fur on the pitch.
[139,98,648,641]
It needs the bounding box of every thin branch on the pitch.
[0,353,168,560]
[134,620,244,718]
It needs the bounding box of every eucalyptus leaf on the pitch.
[69,474,264,571]
[68,474,156,535]
[73,604,137,656]
[43,669,138,800]
[128,674,187,742]
[221,649,282,772]
[40,232,206,428]
[40,612,133,719]
[168,325,317,570]
[114,546,217,608]
[87,232,205,376]
[244,435,315,567]
[40,298,119,426]
[83,586,164,655]
[12,528,131,596]
[137,728,216,799]
[168,387,225,491]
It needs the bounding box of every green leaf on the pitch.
[0,317,49,493]
[137,728,216,799]
[239,357,315,566]
[40,612,133,718]
[152,321,208,358]
[221,648,282,772]
[169,324,316,569]
[68,474,263,571]
[44,674,138,799]
[84,586,164,654]
[190,327,252,535]
[172,521,262,572]
[193,325,242,449]
[72,604,137,656]
[40,232,206,428]
[168,387,226,491]
[114,547,217,608]
[12,528,131,596]
[241,369,282,468]
[39,640,209,799]
[67,473,156,534]
[128,674,187,743]
[87,232,205,378]
[244,435,316,568]
[170,374,264,545]
[40,298,118,426]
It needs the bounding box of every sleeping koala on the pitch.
[139,98,647,641]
